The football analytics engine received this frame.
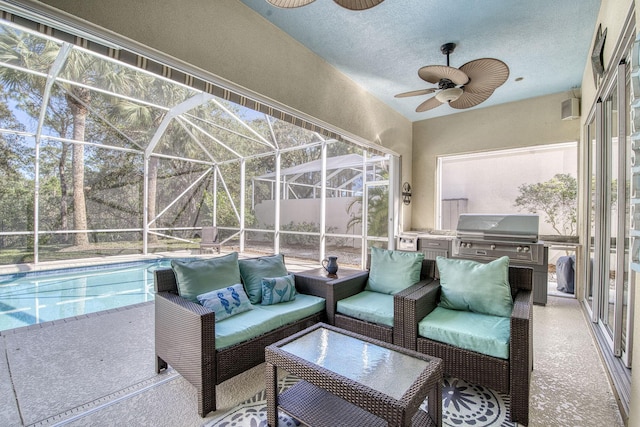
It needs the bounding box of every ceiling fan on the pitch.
[395,43,509,113]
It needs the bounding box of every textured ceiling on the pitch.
[239,0,602,122]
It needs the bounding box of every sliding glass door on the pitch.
[585,59,632,364]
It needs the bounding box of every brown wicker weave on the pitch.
[153,260,326,417]
[294,259,436,347]
[403,265,533,426]
[265,323,442,427]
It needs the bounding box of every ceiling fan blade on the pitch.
[416,96,443,112]
[266,0,316,7]
[418,65,469,85]
[333,0,385,10]
[449,90,493,109]
[458,58,509,93]
[395,88,437,98]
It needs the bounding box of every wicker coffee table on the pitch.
[265,323,442,427]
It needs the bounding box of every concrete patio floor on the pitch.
[0,260,625,427]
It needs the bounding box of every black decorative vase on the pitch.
[322,256,339,275]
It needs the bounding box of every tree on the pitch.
[0,27,154,246]
[514,173,577,236]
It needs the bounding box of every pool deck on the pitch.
[0,249,354,276]
[0,250,200,276]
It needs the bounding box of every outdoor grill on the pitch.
[452,214,549,305]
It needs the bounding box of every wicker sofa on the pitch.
[402,260,533,425]
[153,253,328,417]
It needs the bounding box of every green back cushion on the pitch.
[436,256,513,317]
[171,252,241,303]
[365,247,425,294]
[239,254,288,304]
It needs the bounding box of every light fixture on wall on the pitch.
[402,182,412,205]
[266,0,385,10]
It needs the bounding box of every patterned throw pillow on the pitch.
[197,283,253,321]
[261,274,296,305]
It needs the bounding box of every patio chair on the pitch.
[199,226,221,254]
[403,257,533,425]
[320,247,435,346]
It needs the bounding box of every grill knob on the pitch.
[516,246,523,252]
[523,246,530,253]
[490,244,496,250]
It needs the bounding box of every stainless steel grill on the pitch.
[452,214,548,305]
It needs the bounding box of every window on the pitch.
[437,143,578,238]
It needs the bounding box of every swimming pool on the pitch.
[0,259,193,332]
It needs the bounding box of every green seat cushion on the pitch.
[436,256,513,317]
[214,306,282,350]
[215,295,325,349]
[336,290,394,327]
[419,307,510,359]
[365,247,425,295]
[258,293,325,326]
[171,252,241,303]
[239,254,288,304]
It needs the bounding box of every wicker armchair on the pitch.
[154,264,326,417]
[403,265,533,426]
[308,257,436,347]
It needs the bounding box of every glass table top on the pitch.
[280,327,430,400]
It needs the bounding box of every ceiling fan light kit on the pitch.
[266,0,384,10]
[435,87,463,103]
[395,42,509,113]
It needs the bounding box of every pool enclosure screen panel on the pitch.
[0,12,399,266]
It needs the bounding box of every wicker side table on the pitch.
[294,267,369,325]
[266,323,442,427]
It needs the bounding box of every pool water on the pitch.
[0,259,186,332]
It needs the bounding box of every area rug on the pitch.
[205,376,515,427]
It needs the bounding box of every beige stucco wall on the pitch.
[411,92,581,230]
[30,0,414,227]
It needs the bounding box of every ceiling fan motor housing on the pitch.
[438,78,457,90]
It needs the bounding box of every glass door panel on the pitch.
[602,84,618,339]
[586,117,597,314]
[621,62,632,364]
[589,59,632,360]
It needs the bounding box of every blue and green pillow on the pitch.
[261,274,296,305]
[197,283,252,321]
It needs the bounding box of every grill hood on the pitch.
[456,214,539,242]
